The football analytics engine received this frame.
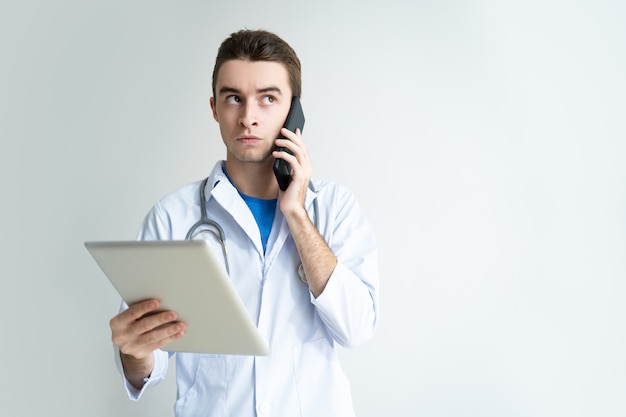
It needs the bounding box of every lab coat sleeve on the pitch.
[113,344,170,400]
[310,186,380,348]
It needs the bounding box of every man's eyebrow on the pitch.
[257,86,283,95]
[218,86,284,96]
[218,86,241,96]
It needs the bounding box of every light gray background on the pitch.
[1,1,625,416]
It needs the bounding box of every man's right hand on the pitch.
[110,299,185,387]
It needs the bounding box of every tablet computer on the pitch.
[85,240,269,356]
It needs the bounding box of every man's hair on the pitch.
[212,29,302,98]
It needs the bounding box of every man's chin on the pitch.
[232,152,274,164]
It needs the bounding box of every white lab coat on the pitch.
[115,161,379,417]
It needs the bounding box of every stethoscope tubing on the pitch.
[185,176,319,283]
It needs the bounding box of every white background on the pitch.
[1,1,625,416]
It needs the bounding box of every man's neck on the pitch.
[224,159,280,199]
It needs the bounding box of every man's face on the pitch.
[210,59,292,165]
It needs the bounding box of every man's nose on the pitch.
[239,102,258,128]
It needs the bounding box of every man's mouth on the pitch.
[237,135,262,144]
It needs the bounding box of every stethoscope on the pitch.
[185,176,320,283]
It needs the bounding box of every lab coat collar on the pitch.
[203,161,318,207]
[201,160,320,260]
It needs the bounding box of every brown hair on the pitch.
[212,29,302,98]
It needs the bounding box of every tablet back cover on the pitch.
[85,240,269,356]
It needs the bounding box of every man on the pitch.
[109,29,379,416]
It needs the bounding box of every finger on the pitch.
[274,139,308,164]
[280,127,303,143]
[122,299,161,322]
[131,310,180,335]
[117,319,186,357]
[272,146,298,163]
[280,126,298,138]
[132,322,187,354]
[274,138,295,152]
[110,300,171,340]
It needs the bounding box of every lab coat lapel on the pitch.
[210,177,265,257]
[264,186,319,274]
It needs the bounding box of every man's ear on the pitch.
[209,97,218,122]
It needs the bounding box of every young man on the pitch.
[109,29,379,416]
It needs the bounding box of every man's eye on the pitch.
[226,96,241,104]
[260,96,275,105]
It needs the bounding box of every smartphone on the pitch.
[273,96,305,191]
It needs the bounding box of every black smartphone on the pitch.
[273,96,305,191]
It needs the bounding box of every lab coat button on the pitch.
[259,403,270,414]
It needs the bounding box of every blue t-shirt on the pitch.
[221,164,277,252]
[239,193,277,253]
